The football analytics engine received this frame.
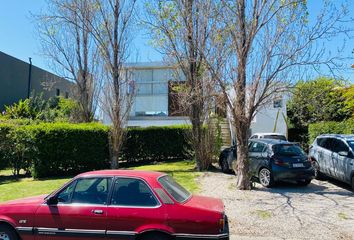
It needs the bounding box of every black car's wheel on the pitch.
[220,157,230,173]
[219,151,230,173]
[351,176,354,191]
[0,225,18,240]
[258,168,274,188]
[312,160,323,180]
[297,179,312,186]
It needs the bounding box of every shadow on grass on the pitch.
[120,158,194,168]
[0,174,73,185]
[0,174,27,185]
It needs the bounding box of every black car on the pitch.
[219,139,315,187]
[249,139,314,187]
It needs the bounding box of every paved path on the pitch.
[199,171,354,240]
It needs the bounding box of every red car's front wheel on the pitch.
[0,225,18,240]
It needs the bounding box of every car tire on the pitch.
[258,168,274,188]
[219,151,230,173]
[296,179,311,186]
[139,232,172,240]
[351,176,354,191]
[0,224,18,240]
[312,160,323,180]
[220,157,230,173]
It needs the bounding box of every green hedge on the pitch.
[0,122,192,178]
[122,125,192,162]
[0,123,14,170]
[29,123,110,178]
[308,119,354,144]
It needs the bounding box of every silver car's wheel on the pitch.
[0,232,10,240]
[312,160,322,180]
[259,168,273,187]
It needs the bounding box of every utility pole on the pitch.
[27,57,32,98]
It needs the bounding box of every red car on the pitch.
[0,170,229,240]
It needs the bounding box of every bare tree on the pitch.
[144,0,219,170]
[87,0,137,169]
[35,0,102,122]
[207,0,352,189]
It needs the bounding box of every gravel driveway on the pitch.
[199,171,354,240]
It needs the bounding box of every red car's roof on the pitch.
[76,169,166,181]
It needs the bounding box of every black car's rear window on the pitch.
[263,135,287,141]
[272,144,306,157]
[158,175,191,203]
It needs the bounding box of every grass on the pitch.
[131,160,200,193]
[338,212,348,220]
[252,210,272,219]
[0,176,71,203]
[0,160,199,203]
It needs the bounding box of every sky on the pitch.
[0,0,353,82]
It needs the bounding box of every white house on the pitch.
[101,62,190,126]
[101,61,287,138]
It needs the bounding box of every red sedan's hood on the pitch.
[184,195,224,213]
[1,195,46,206]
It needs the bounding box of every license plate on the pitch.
[293,163,304,168]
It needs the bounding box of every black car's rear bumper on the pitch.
[273,166,315,181]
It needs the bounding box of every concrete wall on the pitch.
[250,98,287,136]
[0,51,73,111]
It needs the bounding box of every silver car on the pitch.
[309,134,354,190]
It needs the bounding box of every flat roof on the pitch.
[124,61,176,69]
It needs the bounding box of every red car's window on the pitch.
[158,175,191,203]
[57,181,76,203]
[110,178,159,207]
[57,177,112,205]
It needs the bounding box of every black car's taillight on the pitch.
[272,157,289,167]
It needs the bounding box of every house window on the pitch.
[65,92,69,98]
[56,88,60,96]
[273,99,282,108]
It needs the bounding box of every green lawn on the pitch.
[0,160,199,203]
[131,160,200,193]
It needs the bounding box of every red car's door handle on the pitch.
[92,209,104,215]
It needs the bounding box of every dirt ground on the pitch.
[199,171,354,240]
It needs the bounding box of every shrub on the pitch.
[0,123,14,170]
[121,125,192,162]
[29,123,110,178]
[0,122,193,177]
[2,95,80,123]
[308,119,354,144]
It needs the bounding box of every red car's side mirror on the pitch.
[46,196,59,205]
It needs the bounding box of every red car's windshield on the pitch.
[158,175,191,203]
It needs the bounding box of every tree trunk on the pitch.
[109,125,121,169]
[234,123,251,190]
[111,154,118,169]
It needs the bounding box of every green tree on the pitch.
[3,95,80,122]
[287,77,352,128]
[342,84,354,118]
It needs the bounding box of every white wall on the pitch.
[250,98,287,136]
